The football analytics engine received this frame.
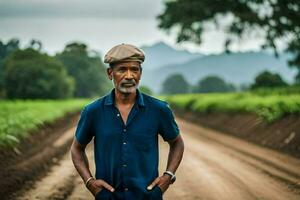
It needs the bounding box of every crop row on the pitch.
[0,99,90,147]
[163,93,300,122]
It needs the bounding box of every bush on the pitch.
[161,73,190,94]
[194,75,236,93]
[3,48,74,99]
[251,71,288,89]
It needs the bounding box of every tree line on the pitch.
[0,38,294,97]
[0,39,110,99]
[161,71,290,95]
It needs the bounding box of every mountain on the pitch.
[140,50,297,93]
[140,42,202,70]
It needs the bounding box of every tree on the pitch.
[56,42,110,97]
[3,48,74,99]
[161,73,190,94]
[158,0,300,83]
[0,39,20,97]
[194,75,235,93]
[251,71,288,89]
[28,39,42,51]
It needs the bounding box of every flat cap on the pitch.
[104,43,145,64]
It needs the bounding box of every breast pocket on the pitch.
[129,128,157,151]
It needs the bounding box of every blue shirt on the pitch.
[75,89,180,200]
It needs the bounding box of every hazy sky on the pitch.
[0,0,266,55]
[0,0,162,18]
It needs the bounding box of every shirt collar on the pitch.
[104,88,145,107]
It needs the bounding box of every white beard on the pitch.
[112,78,139,94]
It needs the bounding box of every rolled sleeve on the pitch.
[158,103,180,141]
[75,107,94,145]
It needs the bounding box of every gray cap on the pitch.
[104,43,145,64]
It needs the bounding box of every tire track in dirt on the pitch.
[160,118,300,200]
[1,113,80,200]
[16,117,300,200]
[16,128,78,200]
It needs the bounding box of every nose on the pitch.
[125,69,133,79]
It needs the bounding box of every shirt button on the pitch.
[123,129,126,132]
[117,114,120,117]
[125,188,128,191]
[123,142,127,145]
[123,164,127,167]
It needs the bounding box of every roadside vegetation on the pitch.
[0,99,90,147]
[162,89,300,123]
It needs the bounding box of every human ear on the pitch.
[107,68,113,80]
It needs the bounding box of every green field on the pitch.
[163,92,300,122]
[0,99,91,147]
[2,91,300,148]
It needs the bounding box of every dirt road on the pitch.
[17,117,300,200]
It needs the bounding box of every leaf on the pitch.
[5,134,20,143]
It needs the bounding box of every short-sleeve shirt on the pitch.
[75,89,180,200]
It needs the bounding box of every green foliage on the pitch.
[164,92,300,122]
[161,73,190,94]
[56,42,110,98]
[3,48,74,99]
[163,94,196,111]
[0,38,20,60]
[251,71,288,89]
[28,39,42,51]
[252,86,300,96]
[0,99,90,147]
[139,85,153,95]
[158,0,300,82]
[194,75,236,93]
[0,39,20,97]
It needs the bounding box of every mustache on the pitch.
[120,80,136,85]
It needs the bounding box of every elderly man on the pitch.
[71,44,184,200]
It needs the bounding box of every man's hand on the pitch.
[86,179,115,196]
[147,174,172,193]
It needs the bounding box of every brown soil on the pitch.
[2,110,300,200]
[15,117,300,200]
[163,118,300,199]
[175,110,300,158]
[0,112,80,200]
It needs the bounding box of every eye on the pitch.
[131,67,140,72]
[117,67,126,72]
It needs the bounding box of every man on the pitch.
[71,44,184,200]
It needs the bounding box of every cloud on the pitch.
[0,0,163,19]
